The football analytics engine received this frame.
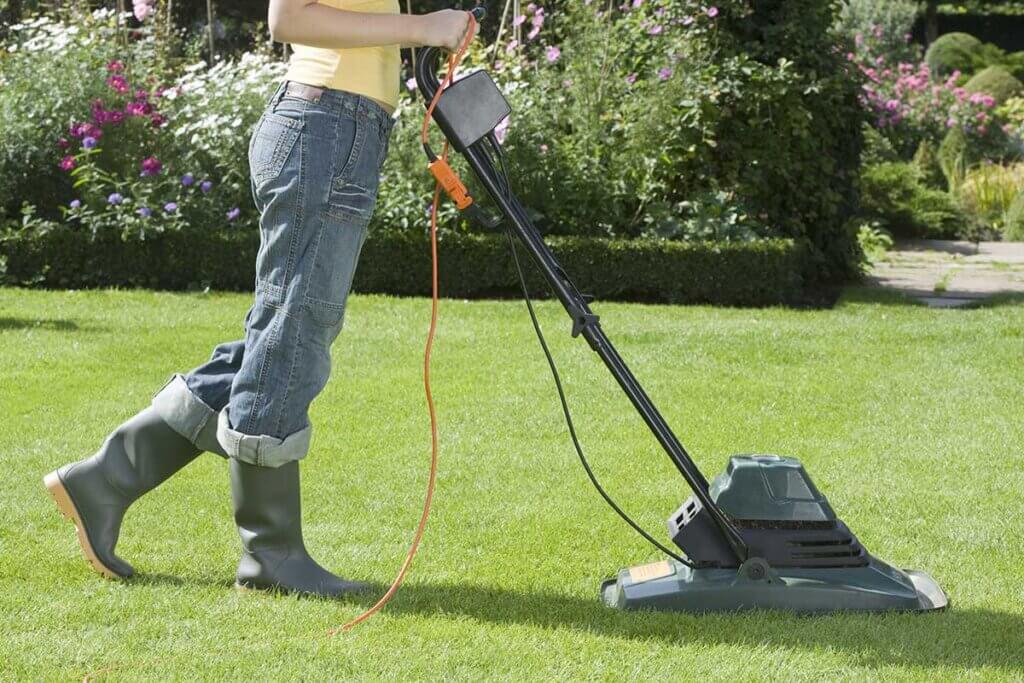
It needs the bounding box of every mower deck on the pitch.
[601,557,948,613]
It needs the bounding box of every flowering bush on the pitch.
[851,30,1006,158]
[0,11,126,221]
[835,0,921,65]
[44,57,252,240]
[4,11,279,240]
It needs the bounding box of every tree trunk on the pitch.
[925,0,939,45]
[206,0,216,64]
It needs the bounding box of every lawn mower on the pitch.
[413,6,947,614]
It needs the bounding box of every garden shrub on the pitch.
[1004,191,1024,241]
[0,11,125,222]
[958,163,1024,237]
[834,0,921,62]
[852,36,997,159]
[938,121,1021,191]
[0,225,809,306]
[862,124,900,165]
[859,162,970,239]
[964,66,1024,103]
[925,32,986,78]
[913,140,947,189]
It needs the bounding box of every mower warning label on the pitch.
[628,560,674,584]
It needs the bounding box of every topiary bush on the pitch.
[925,32,986,78]
[964,66,1024,103]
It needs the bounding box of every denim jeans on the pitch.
[151,80,394,467]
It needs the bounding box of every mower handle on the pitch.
[415,5,486,101]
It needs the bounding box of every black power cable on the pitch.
[483,135,694,568]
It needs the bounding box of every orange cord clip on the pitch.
[334,11,478,634]
[428,158,474,210]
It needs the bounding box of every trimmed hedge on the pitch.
[0,226,809,307]
[964,65,1024,101]
[925,32,987,78]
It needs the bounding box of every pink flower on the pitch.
[150,113,167,128]
[57,137,70,149]
[682,16,694,26]
[546,46,561,62]
[527,26,541,41]
[649,25,663,35]
[706,7,719,18]
[59,155,76,171]
[512,13,526,27]
[978,125,988,135]
[133,0,155,21]
[658,67,673,81]
[139,156,162,177]
[405,77,417,91]
[106,60,125,73]
[626,73,638,85]
[106,75,130,94]
[506,39,519,54]
[494,115,510,145]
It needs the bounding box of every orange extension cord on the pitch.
[335,13,478,634]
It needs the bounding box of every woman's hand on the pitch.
[412,10,477,51]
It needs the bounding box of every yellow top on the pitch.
[284,0,402,111]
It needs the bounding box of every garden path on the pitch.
[867,240,1024,307]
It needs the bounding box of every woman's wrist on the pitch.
[401,14,426,48]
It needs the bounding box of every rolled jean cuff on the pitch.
[215,407,312,468]
[151,373,225,457]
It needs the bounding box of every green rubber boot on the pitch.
[231,459,370,597]
[43,407,202,579]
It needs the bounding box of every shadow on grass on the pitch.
[841,286,1024,309]
[0,316,82,331]
[129,571,1023,673]
[339,582,1023,674]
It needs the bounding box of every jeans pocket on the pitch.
[327,113,382,222]
[249,112,303,192]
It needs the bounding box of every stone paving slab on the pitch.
[867,240,1024,307]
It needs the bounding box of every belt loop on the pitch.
[268,80,288,109]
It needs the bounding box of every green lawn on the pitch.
[2,287,1023,681]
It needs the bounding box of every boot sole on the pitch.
[43,470,124,580]
[234,580,372,599]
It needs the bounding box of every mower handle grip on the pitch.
[415,5,485,102]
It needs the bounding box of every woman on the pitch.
[44,1,475,598]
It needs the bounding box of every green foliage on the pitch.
[964,65,1024,101]
[0,11,122,222]
[957,163,1024,236]
[913,140,948,188]
[939,126,970,188]
[856,221,894,265]
[862,124,901,165]
[835,0,922,63]
[0,224,808,306]
[1003,190,1024,240]
[925,32,987,77]
[859,161,971,238]
[0,1,861,288]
